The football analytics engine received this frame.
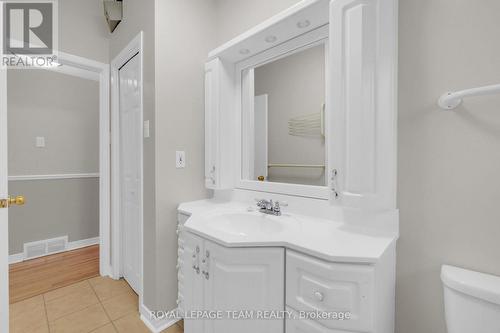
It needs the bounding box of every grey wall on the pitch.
[8,70,99,174]
[397,0,500,332]
[8,179,99,254]
[58,0,110,63]
[255,44,326,185]
[110,0,216,312]
[8,70,100,255]
[155,0,215,311]
[108,0,158,308]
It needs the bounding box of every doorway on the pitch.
[0,51,110,332]
[8,67,101,302]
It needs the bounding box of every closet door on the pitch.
[329,0,397,210]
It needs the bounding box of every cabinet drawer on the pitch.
[286,251,374,332]
[286,308,355,333]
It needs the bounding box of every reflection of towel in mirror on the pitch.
[288,103,325,137]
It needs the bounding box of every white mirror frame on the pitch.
[235,25,332,200]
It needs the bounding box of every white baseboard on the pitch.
[9,236,100,264]
[8,253,24,265]
[67,236,100,251]
[140,303,180,333]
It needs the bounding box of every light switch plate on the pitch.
[35,136,45,148]
[176,151,186,169]
[143,120,150,138]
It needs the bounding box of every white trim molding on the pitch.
[8,253,23,265]
[8,173,99,181]
[0,4,9,331]
[140,304,180,333]
[67,236,100,251]
[9,236,100,264]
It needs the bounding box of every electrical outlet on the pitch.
[176,151,186,169]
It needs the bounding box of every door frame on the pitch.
[0,48,111,330]
[0,3,9,330]
[110,32,144,298]
[52,51,112,277]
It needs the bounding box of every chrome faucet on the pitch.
[255,199,287,216]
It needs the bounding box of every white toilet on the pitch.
[441,265,500,333]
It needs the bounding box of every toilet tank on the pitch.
[441,265,500,333]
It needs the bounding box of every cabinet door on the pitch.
[181,232,205,333]
[286,251,374,332]
[203,241,285,333]
[204,59,221,189]
[329,0,397,210]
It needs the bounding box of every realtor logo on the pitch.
[2,0,58,68]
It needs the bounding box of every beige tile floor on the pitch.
[10,276,184,333]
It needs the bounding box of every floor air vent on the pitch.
[23,236,68,260]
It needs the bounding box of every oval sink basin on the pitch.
[205,212,285,237]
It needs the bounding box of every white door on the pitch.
[0,53,9,333]
[204,241,285,333]
[119,54,142,294]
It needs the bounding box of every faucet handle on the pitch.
[255,198,267,208]
[273,201,288,215]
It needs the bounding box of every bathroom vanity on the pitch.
[177,201,397,333]
[178,0,398,332]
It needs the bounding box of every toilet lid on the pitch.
[441,265,500,305]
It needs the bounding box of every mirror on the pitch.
[243,43,327,186]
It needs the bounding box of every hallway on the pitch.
[9,246,184,332]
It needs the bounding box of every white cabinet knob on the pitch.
[314,291,324,302]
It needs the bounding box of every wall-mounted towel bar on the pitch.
[438,83,500,110]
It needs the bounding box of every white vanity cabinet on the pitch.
[286,250,375,332]
[181,230,285,333]
[197,0,398,331]
[204,59,234,190]
[204,59,220,189]
[328,0,397,210]
[203,0,397,210]
[178,207,396,333]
